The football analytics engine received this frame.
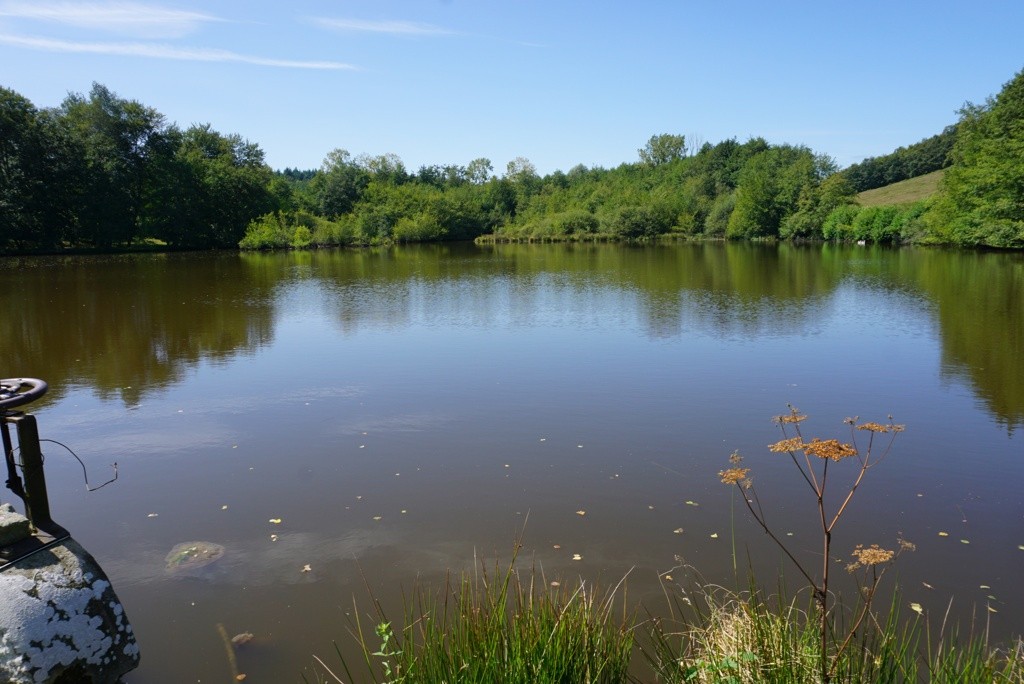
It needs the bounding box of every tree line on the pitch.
[3,70,1023,254]
[1,83,278,251]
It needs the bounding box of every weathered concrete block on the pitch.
[0,537,139,683]
[0,503,31,546]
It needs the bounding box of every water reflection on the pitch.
[1,243,1021,428]
[0,253,276,406]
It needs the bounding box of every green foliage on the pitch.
[842,125,957,192]
[5,71,1024,253]
[639,133,687,166]
[929,68,1024,248]
[727,146,824,239]
[606,205,674,239]
[310,546,635,684]
[0,87,71,250]
[821,202,930,243]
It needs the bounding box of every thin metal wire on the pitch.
[37,439,119,491]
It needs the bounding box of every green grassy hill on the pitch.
[856,169,944,207]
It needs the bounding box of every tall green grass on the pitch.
[306,546,636,684]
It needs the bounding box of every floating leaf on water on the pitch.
[550,581,560,587]
[236,675,247,682]
[270,534,278,542]
[988,605,998,613]
[572,553,582,561]
[539,438,546,442]
[960,539,970,544]
[922,582,934,590]
[1019,545,1024,551]
[301,564,311,573]
[504,464,510,468]
[673,528,684,534]
[268,518,282,524]
[356,495,362,500]
[553,544,561,549]
[231,632,254,647]
[147,513,158,518]
[577,445,583,448]
[786,532,794,536]
[710,533,719,539]
[648,505,655,510]
[685,501,699,507]
[576,510,586,516]
[663,575,673,581]
[221,505,228,510]
[980,585,990,589]
[401,509,407,514]
[910,603,924,615]
[938,532,949,537]
[372,516,382,521]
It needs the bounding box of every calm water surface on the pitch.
[1,243,1021,682]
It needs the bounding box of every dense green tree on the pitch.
[638,134,687,166]
[162,124,273,247]
[466,158,493,184]
[929,69,1024,248]
[0,88,67,249]
[727,146,827,239]
[60,83,167,247]
[312,148,370,217]
[356,152,408,185]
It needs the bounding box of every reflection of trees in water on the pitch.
[0,253,275,406]
[907,249,1024,431]
[281,242,841,340]
[3,244,1019,428]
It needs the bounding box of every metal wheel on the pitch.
[0,378,49,410]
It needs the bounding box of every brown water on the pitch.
[1,242,1021,682]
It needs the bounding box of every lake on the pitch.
[1,242,1021,683]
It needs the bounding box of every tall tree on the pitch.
[60,83,166,247]
[163,124,273,247]
[930,69,1024,248]
[638,133,687,166]
[313,148,369,217]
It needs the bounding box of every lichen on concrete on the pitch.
[0,538,139,683]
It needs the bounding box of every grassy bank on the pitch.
[857,170,944,208]
[305,558,1023,684]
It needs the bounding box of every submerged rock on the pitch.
[165,541,225,573]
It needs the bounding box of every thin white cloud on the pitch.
[0,1,220,39]
[312,17,457,37]
[0,33,357,70]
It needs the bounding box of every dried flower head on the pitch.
[769,436,805,453]
[850,544,894,568]
[719,467,750,485]
[857,422,890,433]
[742,478,754,490]
[803,438,857,461]
[898,538,916,552]
[774,406,807,424]
[728,450,743,465]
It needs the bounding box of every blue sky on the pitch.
[2,1,1022,175]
